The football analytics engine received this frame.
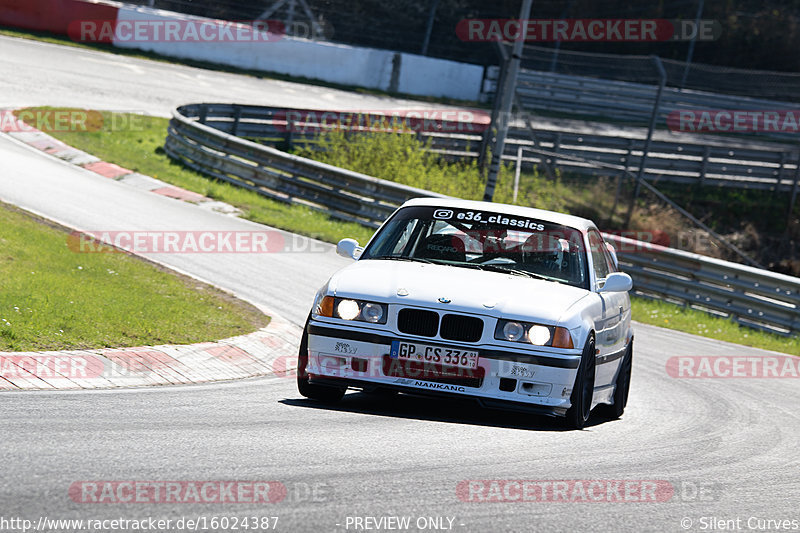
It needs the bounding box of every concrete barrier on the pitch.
[112,6,397,91]
[112,5,483,100]
[398,52,483,101]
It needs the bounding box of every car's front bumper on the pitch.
[305,319,583,417]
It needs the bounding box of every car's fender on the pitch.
[557,292,602,350]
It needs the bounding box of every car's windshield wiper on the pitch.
[369,255,436,264]
[476,264,555,281]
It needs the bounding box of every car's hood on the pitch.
[328,259,590,324]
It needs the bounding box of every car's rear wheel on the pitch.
[296,317,346,403]
[563,334,596,430]
[597,340,633,420]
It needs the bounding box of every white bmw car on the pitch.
[298,198,634,429]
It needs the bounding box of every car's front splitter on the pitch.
[307,375,569,418]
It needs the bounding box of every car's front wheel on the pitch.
[296,317,346,403]
[563,334,596,430]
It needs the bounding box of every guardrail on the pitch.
[604,234,800,337]
[165,104,445,228]
[513,69,800,193]
[516,69,800,139]
[166,103,800,337]
[503,124,800,192]
[170,103,800,193]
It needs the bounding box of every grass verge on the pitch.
[632,298,798,356]
[0,201,268,351]
[15,107,797,356]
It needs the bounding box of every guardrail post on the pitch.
[232,106,242,137]
[775,152,787,195]
[699,145,710,186]
[285,119,294,151]
[199,104,208,125]
[550,132,561,170]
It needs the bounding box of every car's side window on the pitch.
[603,244,618,273]
[588,230,610,285]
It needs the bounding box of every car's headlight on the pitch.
[361,302,385,323]
[336,299,361,320]
[528,325,552,345]
[495,320,574,349]
[317,296,388,324]
[502,321,526,342]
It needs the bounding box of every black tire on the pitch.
[296,316,346,403]
[563,334,596,430]
[597,340,633,420]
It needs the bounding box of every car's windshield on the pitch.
[362,206,589,289]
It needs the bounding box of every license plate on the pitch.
[390,340,478,369]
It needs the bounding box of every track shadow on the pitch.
[280,391,610,432]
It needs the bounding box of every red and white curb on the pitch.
[0,109,240,216]
[1,109,303,390]
[0,314,301,390]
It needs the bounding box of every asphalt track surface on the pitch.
[0,35,454,116]
[1,36,798,533]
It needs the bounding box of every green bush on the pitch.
[297,129,568,212]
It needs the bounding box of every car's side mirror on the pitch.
[336,238,363,260]
[598,272,633,293]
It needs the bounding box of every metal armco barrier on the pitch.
[169,103,800,193]
[604,235,800,337]
[516,69,800,138]
[503,125,800,193]
[165,104,446,228]
[166,103,800,336]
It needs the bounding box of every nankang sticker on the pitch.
[414,381,466,392]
